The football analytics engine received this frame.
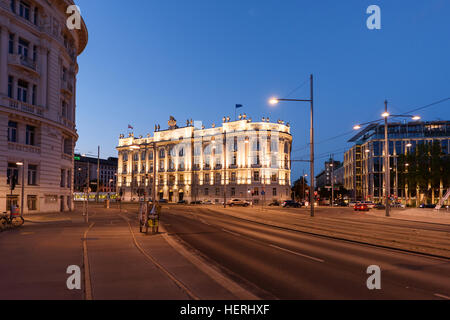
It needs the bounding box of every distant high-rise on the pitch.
[0,0,88,213]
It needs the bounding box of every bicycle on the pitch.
[0,211,25,231]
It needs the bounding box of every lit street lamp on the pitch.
[269,74,315,217]
[353,100,420,217]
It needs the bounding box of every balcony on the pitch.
[3,97,45,117]
[8,54,38,74]
[8,142,41,154]
[61,80,74,95]
[58,116,75,131]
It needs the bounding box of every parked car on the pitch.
[349,201,360,207]
[190,200,202,205]
[268,200,281,206]
[335,202,348,207]
[282,200,302,208]
[361,201,375,209]
[177,200,187,204]
[227,199,250,207]
[391,202,406,208]
[158,199,168,203]
[374,203,386,210]
[354,203,369,211]
[202,200,213,205]
[419,204,436,209]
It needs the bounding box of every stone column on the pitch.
[39,45,47,108]
[0,26,8,96]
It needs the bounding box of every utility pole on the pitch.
[223,130,227,208]
[331,154,334,207]
[18,161,25,217]
[303,170,306,203]
[96,146,100,203]
[85,161,90,223]
[384,100,391,217]
[395,156,398,201]
[310,74,315,217]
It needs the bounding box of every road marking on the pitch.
[82,222,95,300]
[269,244,324,263]
[222,228,242,237]
[159,225,260,300]
[434,293,450,300]
[199,219,211,226]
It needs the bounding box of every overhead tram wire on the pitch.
[400,97,450,115]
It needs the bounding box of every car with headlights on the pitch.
[227,199,250,207]
[354,203,369,211]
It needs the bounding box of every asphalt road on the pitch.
[161,206,450,300]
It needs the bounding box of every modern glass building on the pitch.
[345,121,450,204]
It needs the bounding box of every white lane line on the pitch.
[269,244,324,263]
[199,219,211,226]
[222,228,242,237]
[434,293,450,300]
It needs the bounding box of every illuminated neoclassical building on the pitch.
[117,115,292,204]
[0,0,87,213]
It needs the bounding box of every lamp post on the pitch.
[269,74,315,217]
[353,101,420,217]
[16,161,24,217]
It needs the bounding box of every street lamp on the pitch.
[268,74,315,217]
[16,161,24,217]
[353,100,420,217]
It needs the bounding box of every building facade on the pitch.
[316,158,342,189]
[0,0,87,213]
[117,116,293,204]
[74,155,118,193]
[345,121,450,204]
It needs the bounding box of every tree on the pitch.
[292,177,309,201]
[398,141,449,206]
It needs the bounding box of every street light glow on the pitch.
[269,98,279,105]
[16,162,24,166]
[382,112,390,118]
[412,116,421,121]
[353,125,361,130]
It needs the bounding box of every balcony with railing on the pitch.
[3,97,45,117]
[8,53,38,73]
[61,80,74,95]
[8,141,41,154]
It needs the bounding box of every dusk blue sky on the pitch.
[75,0,450,181]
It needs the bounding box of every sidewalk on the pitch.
[86,208,256,300]
[366,208,450,225]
